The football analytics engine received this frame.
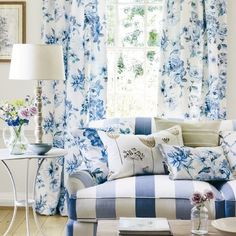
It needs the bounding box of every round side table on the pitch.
[0,148,67,236]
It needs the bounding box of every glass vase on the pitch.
[3,125,28,155]
[191,204,208,235]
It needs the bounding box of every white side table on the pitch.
[0,148,67,236]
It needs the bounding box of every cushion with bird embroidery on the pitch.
[158,144,233,181]
[97,125,183,180]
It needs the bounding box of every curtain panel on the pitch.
[158,0,227,120]
[35,0,107,215]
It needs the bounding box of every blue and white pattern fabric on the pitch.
[159,145,233,181]
[218,180,236,217]
[71,128,109,184]
[67,175,224,220]
[158,0,227,120]
[36,0,107,215]
[220,131,236,177]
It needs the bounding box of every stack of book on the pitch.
[118,217,173,236]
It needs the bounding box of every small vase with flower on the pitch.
[0,96,37,155]
[190,191,214,235]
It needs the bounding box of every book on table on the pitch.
[118,217,172,235]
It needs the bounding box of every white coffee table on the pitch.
[0,148,67,236]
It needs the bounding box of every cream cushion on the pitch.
[155,118,221,147]
[98,126,183,180]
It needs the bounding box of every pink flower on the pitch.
[191,192,202,205]
[205,191,214,200]
[19,108,31,120]
[190,191,215,206]
[29,106,37,116]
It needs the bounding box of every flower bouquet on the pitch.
[190,191,214,235]
[0,96,37,154]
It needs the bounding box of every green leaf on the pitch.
[148,30,159,46]
[117,54,125,74]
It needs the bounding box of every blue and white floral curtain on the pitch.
[35,0,107,215]
[158,0,227,120]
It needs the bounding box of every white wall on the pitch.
[0,0,42,205]
[227,0,236,119]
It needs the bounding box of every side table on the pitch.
[0,148,67,236]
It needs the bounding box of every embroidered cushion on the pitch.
[220,131,236,177]
[159,144,233,181]
[98,126,184,180]
[155,118,221,147]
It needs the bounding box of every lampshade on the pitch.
[9,44,65,81]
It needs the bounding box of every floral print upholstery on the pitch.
[159,145,233,181]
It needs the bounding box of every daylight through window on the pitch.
[106,0,163,117]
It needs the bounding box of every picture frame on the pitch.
[0,1,26,62]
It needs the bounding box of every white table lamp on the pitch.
[9,44,65,143]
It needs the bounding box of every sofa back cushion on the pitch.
[89,117,156,135]
[155,118,221,147]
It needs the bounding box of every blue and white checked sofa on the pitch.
[66,117,236,236]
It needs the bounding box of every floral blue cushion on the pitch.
[220,131,236,177]
[159,144,233,181]
[71,123,134,184]
[72,128,108,184]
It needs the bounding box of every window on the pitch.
[106,0,163,117]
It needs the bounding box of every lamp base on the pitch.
[34,82,43,144]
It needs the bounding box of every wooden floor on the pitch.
[0,207,67,236]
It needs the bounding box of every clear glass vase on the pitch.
[3,125,28,155]
[191,204,208,235]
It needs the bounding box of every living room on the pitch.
[0,0,236,235]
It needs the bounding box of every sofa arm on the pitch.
[67,170,97,220]
[67,170,96,197]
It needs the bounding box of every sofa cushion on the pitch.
[72,128,109,184]
[159,145,233,181]
[220,131,236,177]
[155,118,221,147]
[98,126,183,180]
[70,175,224,220]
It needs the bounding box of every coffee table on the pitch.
[97,220,233,236]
